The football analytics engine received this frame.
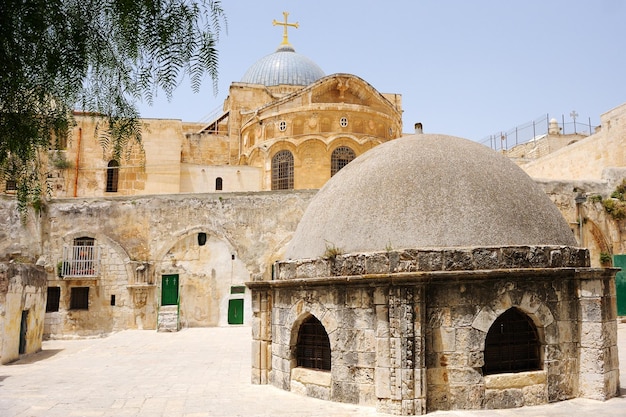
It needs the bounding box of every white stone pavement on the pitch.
[0,323,624,417]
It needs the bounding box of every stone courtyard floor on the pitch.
[0,323,624,417]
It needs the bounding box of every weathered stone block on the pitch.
[472,248,500,270]
[521,383,548,406]
[447,367,482,386]
[484,371,546,389]
[332,381,360,404]
[443,249,474,271]
[432,327,456,352]
[484,388,524,409]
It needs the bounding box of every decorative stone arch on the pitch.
[585,218,612,264]
[286,300,339,370]
[60,230,134,283]
[153,225,238,278]
[472,288,556,372]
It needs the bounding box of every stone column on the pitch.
[250,288,272,384]
[577,270,620,399]
[375,285,425,415]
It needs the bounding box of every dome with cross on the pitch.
[240,12,325,87]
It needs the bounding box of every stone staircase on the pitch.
[157,305,179,332]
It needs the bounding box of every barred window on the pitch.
[296,315,331,371]
[6,179,17,191]
[46,287,61,312]
[70,287,89,310]
[106,160,119,192]
[271,150,294,190]
[62,237,99,277]
[331,146,356,177]
[483,308,541,375]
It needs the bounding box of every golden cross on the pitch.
[272,11,299,46]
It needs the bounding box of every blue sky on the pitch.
[137,0,626,142]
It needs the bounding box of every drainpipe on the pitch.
[73,127,82,197]
[575,191,587,246]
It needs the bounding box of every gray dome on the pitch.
[241,45,325,87]
[286,134,577,260]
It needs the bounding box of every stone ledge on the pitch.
[291,367,331,387]
[484,370,547,389]
[276,246,590,280]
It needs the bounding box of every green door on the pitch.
[161,274,179,306]
[228,298,244,325]
[614,255,626,316]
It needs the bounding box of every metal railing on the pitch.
[61,245,101,277]
[480,114,597,152]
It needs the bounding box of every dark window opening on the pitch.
[483,307,541,375]
[215,177,223,191]
[70,287,89,310]
[296,315,331,371]
[271,150,294,190]
[331,146,356,177]
[230,285,246,294]
[106,160,119,192]
[6,180,17,191]
[198,232,207,246]
[46,287,61,312]
[110,294,116,306]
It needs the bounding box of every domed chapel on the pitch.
[247,134,620,414]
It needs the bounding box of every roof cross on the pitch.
[273,11,299,47]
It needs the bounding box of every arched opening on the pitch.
[215,177,223,191]
[296,315,331,371]
[106,160,119,192]
[483,307,541,375]
[271,150,294,190]
[330,146,356,176]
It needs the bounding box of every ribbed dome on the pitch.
[241,45,325,87]
[285,134,578,260]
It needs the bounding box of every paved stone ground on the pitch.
[0,323,624,417]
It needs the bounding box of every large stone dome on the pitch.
[285,133,578,260]
[241,45,325,87]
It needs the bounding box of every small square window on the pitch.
[70,287,89,310]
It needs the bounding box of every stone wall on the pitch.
[40,190,314,337]
[0,263,47,364]
[249,247,619,415]
[521,103,626,180]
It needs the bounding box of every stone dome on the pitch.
[240,45,325,87]
[285,133,578,260]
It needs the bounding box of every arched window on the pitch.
[483,308,541,375]
[296,315,331,371]
[331,146,356,177]
[271,150,294,190]
[215,177,223,191]
[106,160,119,192]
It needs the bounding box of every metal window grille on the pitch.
[62,237,101,277]
[331,146,356,177]
[106,160,119,192]
[483,308,541,375]
[271,150,294,190]
[70,287,89,310]
[6,180,17,191]
[296,316,331,371]
[46,287,61,312]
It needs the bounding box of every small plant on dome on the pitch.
[324,241,343,261]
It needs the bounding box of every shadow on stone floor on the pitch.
[7,349,63,365]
